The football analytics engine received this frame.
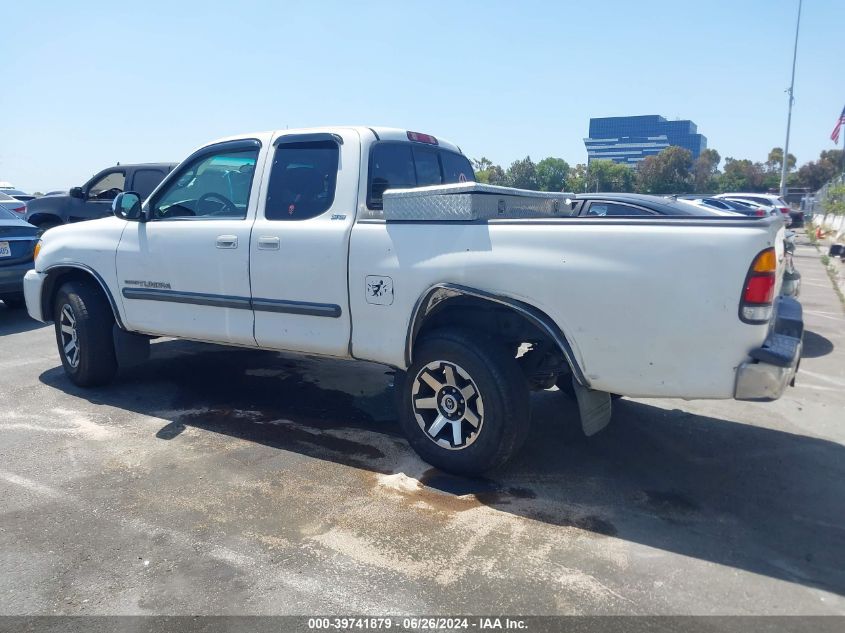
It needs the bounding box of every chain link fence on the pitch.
[806,175,845,239]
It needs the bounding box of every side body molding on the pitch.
[404,283,589,388]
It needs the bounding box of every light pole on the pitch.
[779,0,803,198]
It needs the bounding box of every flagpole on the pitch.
[779,0,802,198]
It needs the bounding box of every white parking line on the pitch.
[797,369,845,388]
[803,310,845,322]
[0,471,63,499]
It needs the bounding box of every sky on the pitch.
[1,0,843,192]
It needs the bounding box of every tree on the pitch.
[692,148,721,193]
[635,146,693,194]
[484,164,507,185]
[765,147,797,173]
[718,158,766,192]
[822,182,845,216]
[473,156,506,185]
[586,160,635,192]
[472,157,493,173]
[795,161,836,191]
[568,163,588,192]
[536,157,570,192]
[505,156,539,190]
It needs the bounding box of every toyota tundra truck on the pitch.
[23,126,803,474]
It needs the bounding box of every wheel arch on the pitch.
[27,213,64,228]
[405,283,589,388]
[42,264,125,329]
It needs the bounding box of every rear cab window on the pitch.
[131,169,168,198]
[366,142,475,213]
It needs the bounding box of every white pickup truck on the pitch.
[24,126,803,474]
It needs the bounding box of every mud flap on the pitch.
[572,378,612,436]
[113,325,150,367]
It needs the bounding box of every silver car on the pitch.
[0,191,27,217]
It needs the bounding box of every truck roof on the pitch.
[208,126,464,155]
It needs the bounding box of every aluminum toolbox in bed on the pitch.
[382,182,577,221]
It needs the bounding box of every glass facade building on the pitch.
[584,115,707,166]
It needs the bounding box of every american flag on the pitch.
[831,105,845,144]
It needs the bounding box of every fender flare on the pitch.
[42,263,126,329]
[404,282,589,388]
[27,212,65,227]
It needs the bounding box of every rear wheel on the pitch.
[0,293,25,309]
[53,280,118,387]
[400,328,530,475]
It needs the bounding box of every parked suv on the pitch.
[25,163,176,231]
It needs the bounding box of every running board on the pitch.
[572,379,612,436]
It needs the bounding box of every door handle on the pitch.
[216,235,238,249]
[257,236,280,250]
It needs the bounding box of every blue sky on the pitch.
[1,0,843,192]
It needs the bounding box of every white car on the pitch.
[23,126,803,474]
[715,193,791,225]
[0,191,27,216]
[721,198,780,218]
[674,197,749,216]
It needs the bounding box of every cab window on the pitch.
[87,171,125,200]
[132,169,168,198]
[367,142,475,210]
[264,141,340,221]
[151,149,258,220]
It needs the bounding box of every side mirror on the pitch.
[69,186,84,199]
[112,192,143,221]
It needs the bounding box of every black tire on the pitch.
[35,220,62,236]
[53,280,118,387]
[0,293,26,309]
[400,328,530,475]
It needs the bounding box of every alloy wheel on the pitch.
[411,360,484,450]
[59,304,80,368]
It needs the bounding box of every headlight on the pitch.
[33,240,42,262]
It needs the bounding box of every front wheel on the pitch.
[53,280,118,387]
[400,328,530,475]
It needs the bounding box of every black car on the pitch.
[0,207,39,309]
[571,193,729,216]
[25,162,176,231]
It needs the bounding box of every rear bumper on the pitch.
[23,269,47,322]
[735,296,803,401]
[0,260,32,294]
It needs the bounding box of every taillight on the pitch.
[740,247,777,323]
[780,207,790,214]
[11,205,25,214]
[407,131,438,145]
[755,209,765,216]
